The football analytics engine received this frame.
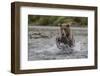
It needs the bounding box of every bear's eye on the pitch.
[66,25,69,27]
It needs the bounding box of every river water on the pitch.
[28,26,88,61]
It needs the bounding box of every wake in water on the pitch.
[36,38,82,54]
[28,26,88,61]
[28,36,88,61]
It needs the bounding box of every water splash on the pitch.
[73,41,81,52]
[28,28,88,60]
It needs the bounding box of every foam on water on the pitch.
[28,27,88,60]
[73,41,81,52]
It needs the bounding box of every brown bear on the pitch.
[56,23,74,48]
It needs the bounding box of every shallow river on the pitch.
[28,26,88,61]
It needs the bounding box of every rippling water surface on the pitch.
[28,26,88,61]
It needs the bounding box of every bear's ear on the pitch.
[58,23,61,27]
